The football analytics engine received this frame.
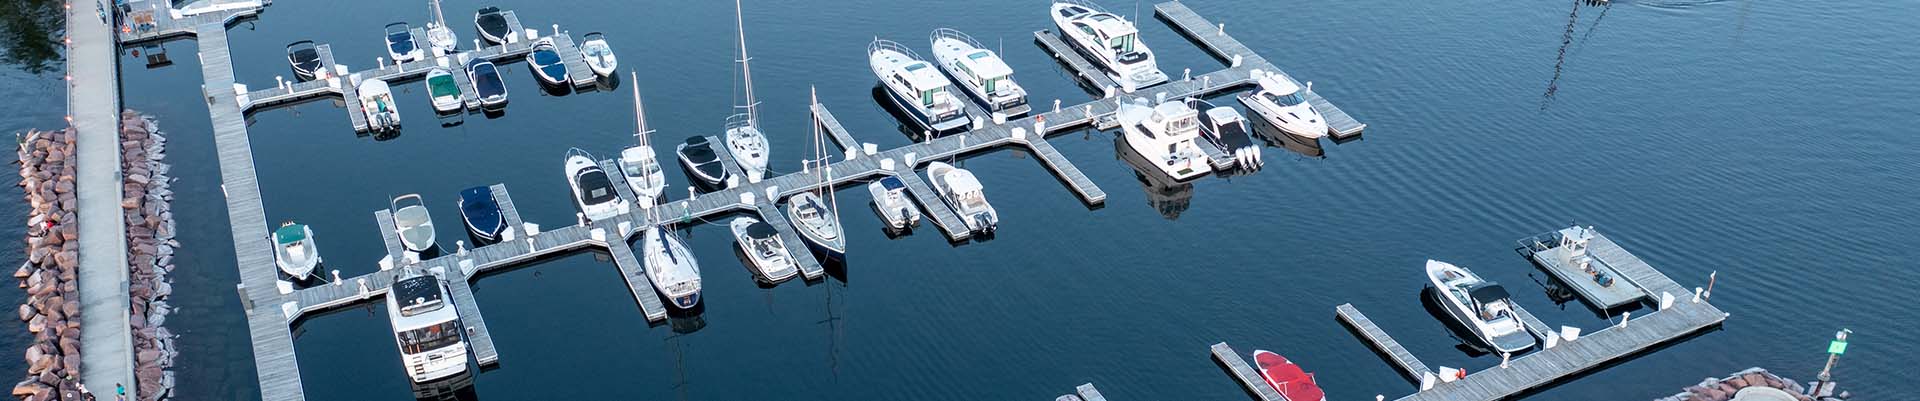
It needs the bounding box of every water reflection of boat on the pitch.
[1115,135,1192,220]
[408,367,478,401]
[1249,115,1325,159]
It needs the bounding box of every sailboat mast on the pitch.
[810,86,840,217]
[631,71,651,147]
[430,0,446,26]
[735,0,757,125]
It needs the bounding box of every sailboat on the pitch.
[722,0,771,183]
[423,0,457,55]
[787,86,846,259]
[618,71,667,207]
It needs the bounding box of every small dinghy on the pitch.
[358,78,401,132]
[526,37,569,86]
[641,225,702,309]
[391,194,437,252]
[384,22,424,64]
[425,67,462,114]
[273,221,321,280]
[1239,76,1328,139]
[565,148,630,222]
[466,58,507,109]
[473,6,514,45]
[579,32,616,77]
[927,161,997,234]
[458,186,505,243]
[785,192,845,259]
[1188,98,1261,168]
[730,217,797,283]
[1426,259,1537,353]
[286,41,324,81]
[1252,350,1327,401]
[868,176,921,231]
[676,136,730,188]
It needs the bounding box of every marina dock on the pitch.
[1335,303,1436,381]
[1210,342,1287,401]
[1516,226,1646,309]
[1154,2,1367,139]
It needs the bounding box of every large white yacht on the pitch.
[1115,99,1210,181]
[870,39,972,134]
[1239,76,1328,139]
[1425,259,1537,354]
[564,148,630,221]
[386,271,468,383]
[642,226,703,309]
[724,0,771,182]
[620,73,667,207]
[927,162,997,234]
[929,28,1030,117]
[1050,1,1168,92]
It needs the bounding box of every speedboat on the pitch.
[869,38,971,134]
[286,41,324,81]
[676,136,730,188]
[386,271,469,383]
[473,6,514,45]
[423,0,457,55]
[526,37,569,86]
[723,0,771,183]
[384,22,424,64]
[867,176,921,230]
[564,148,630,222]
[1252,350,1326,401]
[466,58,507,109]
[1425,259,1537,354]
[641,225,702,309]
[425,67,462,114]
[930,28,1030,117]
[1187,98,1261,168]
[729,217,797,283]
[358,78,401,132]
[1050,1,1168,92]
[785,192,845,259]
[273,221,321,280]
[621,74,667,206]
[1238,76,1328,139]
[927,162,997,234]
[457,186,505,243]
[1115,99,1210,181]
[579,32,616,77]
[391,194,437,252]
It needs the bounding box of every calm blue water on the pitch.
[4,0,1918,399]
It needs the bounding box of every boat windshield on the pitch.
[577,170,617,204]
[983,76,1003,94]
[1168,115,1199,135]
[396,320,461,354]
[1262,91,1306,107]
[1109,33,1136,54]
[533,49,561,65]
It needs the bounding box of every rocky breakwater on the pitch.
[116,111,177,401]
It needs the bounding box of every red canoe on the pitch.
[1253,350,1326,401]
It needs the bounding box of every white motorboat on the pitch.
[785,192,845,259]
[1425,259,1537,354]
[867,176,921,230]
[620,72,667,206]
[1187,98,1262,168]
[1238,76,1328,139]
[526,37,569,86]
[384,22,425,64]
[358,78,401,132]
[425,67,462,114]
[423,0,457,55]
[870,38,972,134]
[473,6,514,45]
[926,162,997,234]
[729,217,797,283]
[930,28,1030,117]
[386,271,469,383]
[1114,99,1210,181]
[564,148,630,222]
[677,136,730,188]
[273,221,321,280]
[579,32,617,77]
[641,226,702,309]
[391,194,437,252]
[286,41,325,82]
[1050,0,1168,92]
[723,0,770,183]
[465,58,507,109]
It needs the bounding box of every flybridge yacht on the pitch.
[1425,259,1537,354]
[1115,99,1210,181]
[386,271,469,383]
[1051,1,1168,92]
[929,28,1030,117]
[1239,76,1328,139]
[870,38,972,134]
[724,0,771,183]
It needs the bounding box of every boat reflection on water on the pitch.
[1114,135,1194,220]
[667,304,707,335]
[409,368,479,401]
[1249,116,1326,159]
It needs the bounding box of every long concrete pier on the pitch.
[69,0,139,395]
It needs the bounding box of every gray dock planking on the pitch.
[1033,30,1121,96]
[548,33,599,88]
[1517,228,1646,309]
[1336,303,1436,381]
[1075,383,1108,401]
[1210,342,1285,401]
[891,170,971,241]
[373,209,408,264]
[749,201,827,280]
[1509,304,1555,340]
[1584,231,1690,300]
[440,266,501,366]
[812,103,861,152]
[599,226,672,322]
[1154,2,1366,139]
[1393,300,1725,401]
[1021,136,1108,205]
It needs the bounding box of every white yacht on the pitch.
[579,32,617,77]
[619,73,667,207]
[423,0,457,55]
[358,78,401,132]
[1051,1,1168,92]
[785,192,845,260]
[868,176,920,231]
[384,22,425,63]
[724,0,771,183]
[1425,259,1537,354]
[641,226,702,309]
[1114,99,1210,181]
[927,162,997,234]
[564,148,630,222]
[869,38,971,134]
[1238,76,1328,139]
[386,271,469,383]
[1187,98,1261,168]
[929,28,1030,117]
[729,217,797,283]
[273,221,321,280]
[391,194,437,253]
[526,37,569,86]
[425,67,462,114]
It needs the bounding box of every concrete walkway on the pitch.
[68,1,138,397]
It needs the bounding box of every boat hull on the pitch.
[1425,262,1537,354]
[881,84,970,134]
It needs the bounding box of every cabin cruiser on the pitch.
[1115,135,1193,220]
[1426,259,1537,354]
[1115,99,1210,181]
[620,75,667,206]
[286,41,324,81]
[564,148,630,222]
[868,176,921,231]
[929,28,1030,117]
[384,22,425,64]
[1253,350,1327,401]
[641,226,702,309]
[273,221,321,280]
[425,67,462,114]
[386,271,469,383]
[526,38,569,86]
[579,32,616,77]
[457,186,505,243]
[927,162,997,234]
[869,39,971,134]
[465,58,507,109]
[1187,98,1261,168]
[1238,76,1328,139]
[676,136,730,188]
[724,0,771,183]
[1050,1,1167,92]
[423,0,457,55]
[392,194,437,252]
[785,192,846,259]
[729,217,798,283]
[358,78,401,132]
[473,7,514,45]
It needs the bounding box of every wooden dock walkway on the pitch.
[1586,231,1690,299]
[116,0,267,44]
[749,202,828,280]
[1336,303,1436,381]
[71,0,139,394]
[1034,30,1121,97]
[373,209,408,264]
[1510,303,1555,340]
[600,227,673,322]
[1394,300,1725,401]
[1154,1,1366,139]
[1210,342,1286,401]
[1075,383,1109,401]
[812,103,861,153]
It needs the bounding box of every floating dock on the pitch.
[1210,342,1287,401]
[1153,2,1366,139]
[1335,303,1436,381]
[1516,226,1645,309]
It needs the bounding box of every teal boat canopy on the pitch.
[274,223,308,244]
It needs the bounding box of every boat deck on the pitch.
[1336,303,1436,381]
[1210,342,1287,401]
[1516,231,1647,309]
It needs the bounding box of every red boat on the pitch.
[1253,350,1326,401]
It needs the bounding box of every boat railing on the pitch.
[1512,230,1564,256]
[868,38,924,62]
[564,147,596,162]
[1056,0,1113,15]
[724,113,755,131]
[929,28,988,52]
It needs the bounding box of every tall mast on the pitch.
[735,0,758,125]
[631,71,650,147]
[430,0,446,27]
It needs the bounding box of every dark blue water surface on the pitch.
[4,0,1919,399]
